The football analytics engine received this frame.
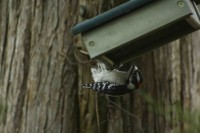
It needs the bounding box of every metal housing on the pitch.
[72,0,200,65]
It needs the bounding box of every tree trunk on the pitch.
[0,0,78,133]
[1,0,200,133]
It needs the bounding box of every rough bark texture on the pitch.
[0,0,200,133]
[0,0,78,133]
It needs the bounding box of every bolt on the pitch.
[89,41,95,47]
[177,1,184,7]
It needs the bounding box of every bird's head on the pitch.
[126,65,143,90]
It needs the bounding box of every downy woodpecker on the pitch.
[82,64,143,95]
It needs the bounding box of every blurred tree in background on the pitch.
[0,0,200,133]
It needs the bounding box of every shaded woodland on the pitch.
[0,0,200,133]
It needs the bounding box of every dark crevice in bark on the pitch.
[60,88,65,133]
[13,1,32,131]
[77,94,81,133]
[60,64,72,133]
[53,0,59,32]
[60,67,70,133]
[43,102,49,133]
[36,58,44,95]
[189,37,193,111]
[59,18,78,130]
[39,1,44,34]
[151,52,158,133]
[43,66,53,132]
[44,56,56,133]
[57,87,64,133]
[5,0,21,126]
[24,92,29,133]
[0,0,9,126]
[63,66,78,133]
[0,0,9,74]
[179,38,185,133]
[129,95,134,133]
[168,75,173,130]
[32,0,36,19]
[14,28,31,133]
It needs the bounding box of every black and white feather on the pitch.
[83,81,133,95]
[82,62,143,96]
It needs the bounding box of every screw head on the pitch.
[89,41,95,47]
[178,1,184,7]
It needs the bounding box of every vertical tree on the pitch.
[0,0,78,133]
[0,0,200,133]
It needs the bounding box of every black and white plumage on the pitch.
[82,63,143,96]
[82,81,134,95]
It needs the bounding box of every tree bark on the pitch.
[0,0,78,133]
[1,0,200,133]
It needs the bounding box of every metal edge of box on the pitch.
[186,0,200,28]
[83,0,193,59]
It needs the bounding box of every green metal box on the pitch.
[75,0,200,65]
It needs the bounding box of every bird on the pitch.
[82,64,143,96]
